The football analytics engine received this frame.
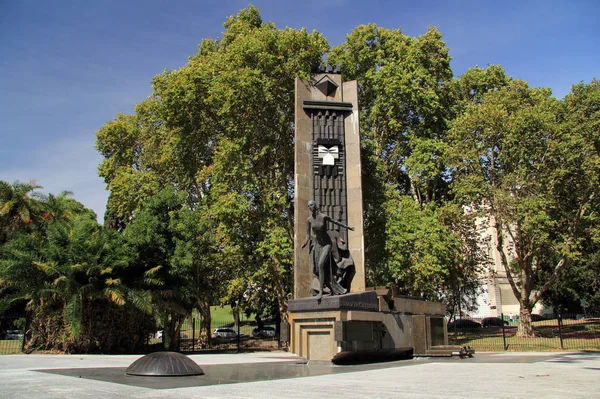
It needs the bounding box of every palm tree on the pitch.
[42,191,96,224]
[0,202,141,352]
[0,180,44,243]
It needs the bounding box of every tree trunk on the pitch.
[199,296,211,348]
[516,305,534,337]
[163,312,183,351]
[233,306,240,330]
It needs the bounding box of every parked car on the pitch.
[531,314,547,322]
[252,326,276,338]
[153,330,188,339]
[447,319,481,329]
[211,327,245,340]
[5,330,23,340]
[481,317,509,327]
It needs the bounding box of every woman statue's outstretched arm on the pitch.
[328,216,355,231]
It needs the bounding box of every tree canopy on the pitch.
[95,5,328,344]
[448,78,600,335]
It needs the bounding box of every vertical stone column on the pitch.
[294,78,314,299]
[342,80,365,293]
[294,73,365,298]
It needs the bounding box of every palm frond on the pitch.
[64,295,83,339]
[105,278,121,286]
[144,265,162,276]
[127,289,154,314]
[104,287,125,305]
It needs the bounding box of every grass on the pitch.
[175,305,262,338]
[450,334,600,351]
[0,339,22,354]
[448,319,600,351]
[210,305,238,327]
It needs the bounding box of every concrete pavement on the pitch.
[0,351,598,398]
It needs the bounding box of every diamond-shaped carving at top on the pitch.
[315,75,338,97]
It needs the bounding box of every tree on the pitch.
[329,24,454,202]
[448,78,600,336]
[0,180,44,244]
[96,6,328,326]
[540,252,600,315]
[169,204,225,345]
[0,193,147,353]
[451,64,511,113]
[379,190,484,306]
[327,24,486,309]
[328,25,456,283]
[541,78,600,316]
[120,188,192,350]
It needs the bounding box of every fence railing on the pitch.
[8,310,596,355]
[147,312,280,353]
[1,310,281,355]
[447,313,600,351]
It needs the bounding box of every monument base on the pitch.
[287,289,466,362]
[288,291,379,313]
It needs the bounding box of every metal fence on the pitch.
[8,310,597,355]
[447,313,600,351]
[1,310,281,355]
[147,312,281,353]
[0,314,25,354]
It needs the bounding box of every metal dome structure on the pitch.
[125,351,204,377]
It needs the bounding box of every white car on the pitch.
[212,327,244,339]
[153,330,187,339]
[251,326,276,338]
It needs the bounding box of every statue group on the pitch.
[301,200,355,300]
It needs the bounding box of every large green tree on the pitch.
[540,78,600,316]
[380,190,484,308]
[0,191,149,353]
[328,24,483,308]
[96,6,327,328]
[120,188,194,350]
[329,24,454,202]
[449,78,600,336]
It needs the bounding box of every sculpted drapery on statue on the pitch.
[301,200,355,300]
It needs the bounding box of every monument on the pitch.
[287,64,472,362]
[293,63,365,299]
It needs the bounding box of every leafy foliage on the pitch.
[0,180,45,244]
[0,187,150,352]
[380,192,484,302]
[95,6,327,341]
[448,78,600,336]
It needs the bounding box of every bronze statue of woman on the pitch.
[301,200,354,300]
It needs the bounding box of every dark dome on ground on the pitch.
[125,351,204,376]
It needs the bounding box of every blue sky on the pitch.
[1,0,598,222]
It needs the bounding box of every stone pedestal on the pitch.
[287,291,452,361]
[288,291,392,361]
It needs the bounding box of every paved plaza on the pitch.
[0,351,598,398]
